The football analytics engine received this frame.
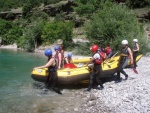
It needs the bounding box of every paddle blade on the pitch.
[133,68,138,74]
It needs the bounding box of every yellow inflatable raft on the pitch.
[31,54,142,84]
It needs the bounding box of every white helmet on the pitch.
[133,39,138,42]
[121,40,128,45]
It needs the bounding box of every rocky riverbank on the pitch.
[52,56,150,113]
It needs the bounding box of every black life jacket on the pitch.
[48,57,58,72]
[133,43,138,51]
[122,47,129,56]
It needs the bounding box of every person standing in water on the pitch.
[133,39,140,68]
[34,49,61,94]
[116,40,134,83]
[86,44,104,91]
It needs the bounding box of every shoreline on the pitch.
[0,44,90,59]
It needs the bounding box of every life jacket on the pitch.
[64,57,72,64]
[121,47,133,59]
[55,52,62,61]
[133,43,138,50]
[48,57,58,72]
[122,47,129,56]
[105,46,112,55]
[93,52,104,65]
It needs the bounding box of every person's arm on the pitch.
[135,43,139,51]
[86,57,94,66]
[128,48,133,64]
[65,57,69,64]
[34,58,55,69]
[58,53,62,69]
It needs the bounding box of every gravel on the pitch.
[60,56,150,113]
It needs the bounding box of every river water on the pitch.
[0,49,84,113]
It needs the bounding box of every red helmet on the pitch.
[91,44,99,52]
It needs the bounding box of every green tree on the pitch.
[3,26,22,44]
[85,1,146,52]
[41,21,74,47]
[18,21,45,51]
[73,0,113,16]
[0,19,12,36]
[126,0,150,8]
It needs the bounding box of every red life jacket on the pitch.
[105,46,112,55]
[99,51,105,61]
[94,52,104,64]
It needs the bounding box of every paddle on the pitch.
[133,67,138,74]
[104,52,119,63]
[103,52,119,68]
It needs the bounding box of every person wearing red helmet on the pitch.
[86,44,104,91]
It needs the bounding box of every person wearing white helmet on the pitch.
[133,39,139,68]
[116,39,134,83]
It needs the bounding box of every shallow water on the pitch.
[0,49,54,112]
[0,49,86,113]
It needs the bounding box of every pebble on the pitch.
[54,57,150,113]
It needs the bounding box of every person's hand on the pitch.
[34,67,37,70]
[58,66,61,69]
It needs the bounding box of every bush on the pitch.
[18,20,45,51]
[41,21,74,47]
[73,0,113,16]
[126,0,150,8]
[85,1,147,53]
[3,26,22,44]
[0,19,12,36]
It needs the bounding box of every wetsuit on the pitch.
[133,43,138,68]
[116,47,129,81]
[45,58,58,88]
[87,52,104,91]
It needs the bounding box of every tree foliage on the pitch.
[73,0,114,16]
[17,20,45,51]
[126,0,150,8]
[41,21,74,47]
[85,1,145,52]
[3,26,22,44]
